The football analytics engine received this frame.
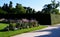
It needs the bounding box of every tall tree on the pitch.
[25,7,33,14]
[32,9,36,14]
[2,3,9,14]
[0,8,7,14]
[0,6,1,9]
[42,0,60,14]
[9,1,12,8]
[28,7,32,14]
[15,3,26,14]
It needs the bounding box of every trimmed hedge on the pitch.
[51,14,60,25]
[0,14,60,25]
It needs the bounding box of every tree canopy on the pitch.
[0,0,60,14]
[42,0,60,14]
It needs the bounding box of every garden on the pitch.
[0,0,60,37]
[0,18,47,37]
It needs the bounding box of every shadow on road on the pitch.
[34,27,60,37]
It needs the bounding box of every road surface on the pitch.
[12,24,60,37]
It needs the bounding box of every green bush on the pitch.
[30,20,38,27]
[21,22,29,29]
[16,22,20,29]
[9,23,16,30]
[8,19,39,31]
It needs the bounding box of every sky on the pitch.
[0,0,60,11]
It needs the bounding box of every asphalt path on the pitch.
[12,24,60,37]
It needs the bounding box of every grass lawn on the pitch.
[0,23,47,37]
[0,23,8,30]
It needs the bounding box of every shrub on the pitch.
[30,19,38,27]
[7,19,39,31]
[9,23,16,30]
[21,19,29,28]
[16,22,20,29]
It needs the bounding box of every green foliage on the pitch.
[21,22,29,28]
[25,7,36,14]
[0,23,47,37]
[51,14,60,25]
[0,9,7,14]
[0,0,60,14]
[2,3,9,13]
[16,22,22,29]
[15,3,26,14]
[0,23,8,30]
[0,1,26,14]
[9,1,12,8]
[52,9,59,14]
[9,23,16,30]
[32,9,36,14]
[42,0,60,14]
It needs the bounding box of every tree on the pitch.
[2,3,9,14]
[8,1,13,14]
[52,9,59,14]
[0,8,7,14]
[25,7,34,14]
[0,6,1,9]
[42,0,60,14]
[28,7,32,14]
[32,9,36,14]
[2,3,9,11]
[36,11,41,14]
[9,1,12,8]
[15,3,26,14]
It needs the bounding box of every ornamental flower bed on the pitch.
[4,19,39,31]
[30,19,38,27]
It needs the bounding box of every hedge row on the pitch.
[51,14,60,25]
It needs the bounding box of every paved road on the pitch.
[12,24,60,37]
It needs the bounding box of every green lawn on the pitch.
[0,23,47,37]
[0,23,8,30]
